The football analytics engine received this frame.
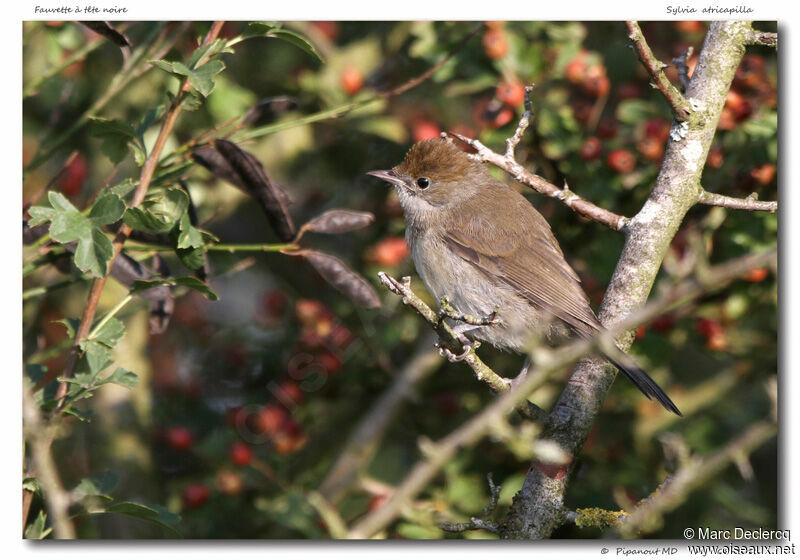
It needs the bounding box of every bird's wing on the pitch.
[443,187,602,337]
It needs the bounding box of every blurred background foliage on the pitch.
[22,20,777,539]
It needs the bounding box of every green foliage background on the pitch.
[22,21,777,539]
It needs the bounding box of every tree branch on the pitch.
[625,21,693,121]
[499,21,757,539]
[620,417,776,537]
[346,248,775,539]
[446,131,629,231]
[746,30,778,48]
[698,190,777,213]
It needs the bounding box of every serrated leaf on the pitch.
[54,317,81,339]
[27,205,56,227]
[63,407,93,422]
[81,340,113,375]
[188,59,225,97]
[150,59,176,74]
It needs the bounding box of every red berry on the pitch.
[260,289,287,319]
[607,149,636,173]
[644,118,671,142]
[635,326,646,340]
[742,268,769,283]
[274,380,305,405]
[318,352,343,375]
[295,299,331,324]
[696,318,723,338]
[571,100,593,125]
[735,55,766,88]
[412,120,441,142]
[637,136,664,162]
[582,73,610,98]
[256,404,288,435]
[578,137,602,161]
[166,426,193,452]
[216,470,244,495]
[273,420,307,455]
[485,21,505,31]
[490,107,515,129]
[496,81,526,107]
[596,118,618,139]
[565,52,588,84]
[750,164,776,186]
[725,90,753,121]
[59,153,88,196]
[311,21,339,41]
[229,442,253,466]
[367,236,409,266]
[182,483,210,509]
[482,30,508,60]
[706,147,724,169]
[675,21,704,34]
[340,67,364,96]
[651,315,674,333]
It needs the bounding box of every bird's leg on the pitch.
[511,356,532,388]
[435,324,479,362]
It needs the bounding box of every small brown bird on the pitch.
[369,138,680,415]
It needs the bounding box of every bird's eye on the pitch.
[417,177,430,189]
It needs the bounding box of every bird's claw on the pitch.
[436,340,473,362]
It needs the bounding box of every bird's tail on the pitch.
[601,345,682,416]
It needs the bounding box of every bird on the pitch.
[368,138,681,415]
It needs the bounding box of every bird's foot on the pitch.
[435,337,476,362]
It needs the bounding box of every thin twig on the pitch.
[625,21,693,121]
[619,418,776,537]
[23,386,75,539]
[54,22,226,409]
[505,84,534,159]
[378,273,511,393]
[446,131,629,231]
[698,190,777,213]
[747,30,778,48]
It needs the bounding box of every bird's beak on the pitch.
[367,169,406,188]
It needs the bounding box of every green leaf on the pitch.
[88,192,126,226]
[28,192,125,277]
[73,470,119,499]
[74,226,114,277]
[177,213,204,249]
[187,59,225,97]
[91,317,126,348]
[91,117,138,164]
[98,367,139,388]
[123,187,189,233]
[241,23,323,62]
[130,276,218,300]
[104,501,181,535]
[23,477,41,495]
[24,511,48,540]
